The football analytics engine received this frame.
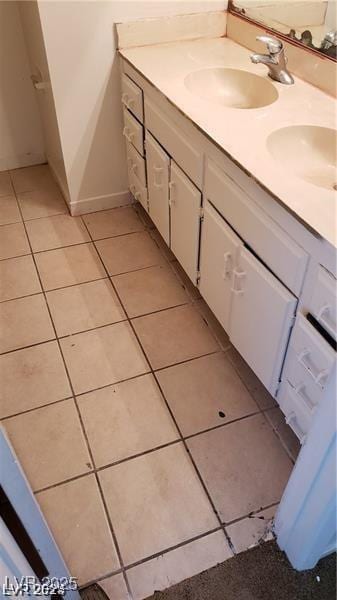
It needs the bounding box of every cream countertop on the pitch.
[120,37,337,248]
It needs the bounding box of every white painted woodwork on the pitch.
[205,159,309,297]
[146,131,170,244]
[121,73,144,122]
[126,140,147,186]
[145,97,203,188]
[309,267,337,341]
[229,246,297,395]
[123,107,144,156]
[199,201,243,330]
[169,162,201,284]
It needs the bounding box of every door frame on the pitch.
[0,426,80,598]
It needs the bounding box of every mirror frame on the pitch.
[228,0,336,62]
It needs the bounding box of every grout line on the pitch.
[8,171,130,594]
[80,213,234,557]
[0,336,57,358]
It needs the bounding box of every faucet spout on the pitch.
[250,35,294,85]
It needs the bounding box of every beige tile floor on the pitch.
[0,165,301,599]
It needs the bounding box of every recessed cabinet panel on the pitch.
[229,247,297,395]
[121,73,144,123]
[126,141,146,186]
[170,162,201,284]
[146,131,170,244]
[123,108,144,156]
[199,202,243,331]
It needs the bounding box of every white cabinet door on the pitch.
[199,202,243,332]
[229,246,297,395]
[170,162,201,284]
[146,131,170,244]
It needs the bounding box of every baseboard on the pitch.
[47,158,71,208]
[0,153,46,172]
[70,190,133,216]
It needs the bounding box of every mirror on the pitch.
[229,0,337,60]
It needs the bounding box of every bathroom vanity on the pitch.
[118,35,336,449]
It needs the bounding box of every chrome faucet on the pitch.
[250,35,294,85]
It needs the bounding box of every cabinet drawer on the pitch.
[128,169,148,211]
[123,108,144,156]
[284,314,336,393]
[145,98,203,188]
[310,267,337,341]
[205,160,308,296]
[121,73,144,122]
[278,380,312,444]
[126,141,146,186]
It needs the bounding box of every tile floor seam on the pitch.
[8,173,129,593]
[0,337,57,358]
[80,214,235,570]
[222,501,280,528]
[0,251,32,262]
[0,290,43,305]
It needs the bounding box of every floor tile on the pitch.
[35,243,106,291]
[0,341,71,419]
[112,264,189,318]
[150,229,176,262]
[133,202,155,230]
[82,206,144,240]
[0,223,30,260]
[157,353,258,437]
[187,414,293,523]
[264,408,301,461]
[98,575,129,600]
[0,195,21,225]
[26,214,89,252]
[10,164,55,194]
[133,305,219,370]
[96,231,164,276]
[195,299,231,351]
[17,188,68,220]
[0,172,13,197]
[127,531,231,600]
[78,374,178,467]
[0,294,54,354]
[60,322,149,395]
[226,506,275,554]
[171,261,201,301]
[4,399,92,490]
[47,279,125,337]
[37,475,120,585]
[0,255,41,302]
[227,347,277,410]
[99,443,218,565]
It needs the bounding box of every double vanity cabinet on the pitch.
[120,59,336,447]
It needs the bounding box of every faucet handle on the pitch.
[256,35,283,54]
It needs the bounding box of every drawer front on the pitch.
[126,141,146,186]
[121,73,144,122]
[123,108,144,156]
[310,266,337,341]
[284,313,336,394]
[128,169,148,211]
[144,97,203,188]
[205,159,308,296]
[278,380,312,444]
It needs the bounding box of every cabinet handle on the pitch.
[131,162,138,174]
[153,165,163,188]
[122,93,135,110]
[222,252,232,280]
[297,349,329,388]
[286,412,307,445]
[231,268,246,295]
[294,383,316,412]
[168,181,176,205]
[317,304,336,338]
[123,126,134,143]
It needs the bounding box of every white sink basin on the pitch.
[184,67,278,109]
[267,126,337,191]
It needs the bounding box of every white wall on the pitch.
[0,1,45,171]
[18,1,69,201]
[37,1,227,213]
